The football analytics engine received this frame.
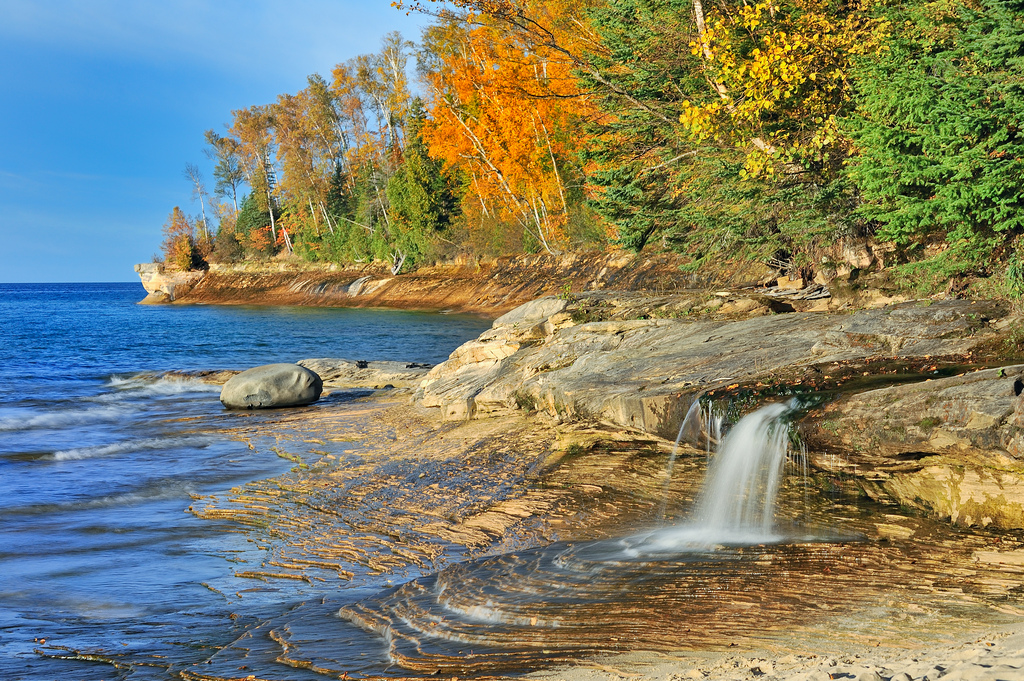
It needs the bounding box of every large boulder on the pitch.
[220,363,323,409]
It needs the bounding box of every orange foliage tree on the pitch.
[417,7,597,253]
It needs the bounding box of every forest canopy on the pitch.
[161,0,1024,293]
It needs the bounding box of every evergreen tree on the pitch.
[386,98,461,267]
[582,0,864,265]
[847,0,1024,275]
[234,193,279,256]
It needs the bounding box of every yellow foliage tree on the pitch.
[161,207,197,272]
[680,0,887,177]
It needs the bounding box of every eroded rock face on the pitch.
[416,296,1006,437]
[221,363,323,409]
[135,251,768,314]
[802,365,1024,528]
[134,263,204,304]
[413,294,1024,527]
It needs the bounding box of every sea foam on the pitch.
[50,436,209,461]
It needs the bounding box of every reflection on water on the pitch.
[0,283,492,680]
[196,520,1024,680]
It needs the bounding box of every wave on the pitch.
[106,373,223,396]
[49,436,210,461]
[3,480,196,516]
[0,406,128,433]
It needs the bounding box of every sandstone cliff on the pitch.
[134,252,770,314]
[134,263,204,303]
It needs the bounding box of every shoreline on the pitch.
[154,286,1024,679]
[133,250,771,314]
[188,390,1024,681]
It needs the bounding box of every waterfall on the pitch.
[692,400,794,536]
[629,400,797,555]
[659,397,723,521]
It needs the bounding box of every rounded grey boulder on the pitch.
[220,363,323,409]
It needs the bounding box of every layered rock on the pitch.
[297,358,432,389]
[413,294,1024,527]
[134,252,770,314]
[168,359,433,392]
[135,263,205,304]
[415,295,1006,437]
[802,365,1024,528]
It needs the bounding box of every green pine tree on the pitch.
[846,0,1024,278]
[385,98,461,268]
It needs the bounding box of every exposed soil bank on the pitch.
[134,251,770,314]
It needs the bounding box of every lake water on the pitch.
[0,283,492,680]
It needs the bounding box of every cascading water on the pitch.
[692,400,794,537]
[628,399,798,554]
[658,397,724,521]
[211,398,858,677]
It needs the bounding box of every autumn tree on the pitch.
[273,77,343,246]
[229,105,292,253]
[204,130,246,213]
[161,207,201,271]
[418,8,596,254]
[575,0,886,269]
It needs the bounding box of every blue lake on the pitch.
[0,283,492,679]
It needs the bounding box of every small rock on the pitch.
[842,239,875,269]
[876,523,916,540]
[777,276,806,290]
[719,298,764,315]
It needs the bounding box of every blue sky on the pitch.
[0,0,429,282]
